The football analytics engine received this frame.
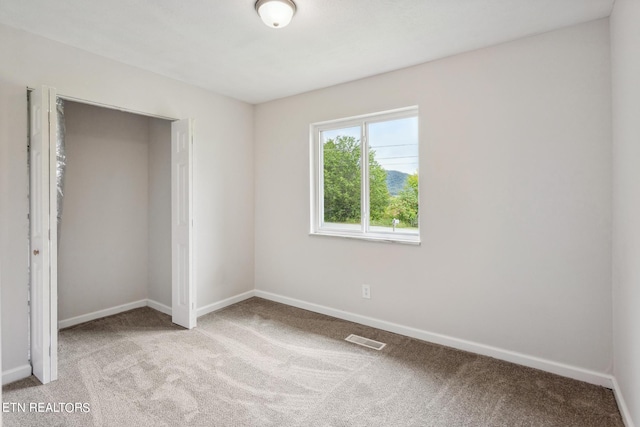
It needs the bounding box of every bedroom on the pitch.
[0,0,638,425]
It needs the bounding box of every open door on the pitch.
[29,85,58,384]
[171,119,196,329]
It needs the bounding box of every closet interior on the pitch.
[57,101,172,326]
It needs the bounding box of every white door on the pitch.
[171,119,195,329]
[29,86,58,384]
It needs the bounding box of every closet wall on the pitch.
[58,101,171,322]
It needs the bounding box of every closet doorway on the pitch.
[28,86,195,385]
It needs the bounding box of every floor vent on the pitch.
[345,334,386,350]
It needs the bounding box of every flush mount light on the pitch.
[255,0,296,29]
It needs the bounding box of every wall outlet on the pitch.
[362,284,371,299]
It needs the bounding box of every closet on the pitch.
[29,86,194,384]
[57,101,172,326]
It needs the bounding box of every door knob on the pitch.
[33,249,40,256]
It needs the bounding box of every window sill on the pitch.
[309,230,421,246]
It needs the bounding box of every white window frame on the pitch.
[310,106,420,244]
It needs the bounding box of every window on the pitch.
[311,107,419,244]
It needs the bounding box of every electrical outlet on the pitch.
[362,284,371,299]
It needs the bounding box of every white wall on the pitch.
[0,23,254,379]
[0,78,29,380]
[58,102,151,320]
[148,118,172,308]
[254,20,612,374]
[611,0,640,425]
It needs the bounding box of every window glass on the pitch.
[368,117,419,234]
[321,126,361,230]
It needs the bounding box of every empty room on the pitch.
[0,0,638,426]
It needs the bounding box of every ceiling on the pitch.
[0,0,614,104]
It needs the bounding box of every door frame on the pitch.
[29,86,196,384]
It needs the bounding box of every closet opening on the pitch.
[58,100,172,327]
[27,86,195,385]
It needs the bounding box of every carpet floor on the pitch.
[2,297,623,426]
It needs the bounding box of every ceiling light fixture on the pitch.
[255,0,296,29]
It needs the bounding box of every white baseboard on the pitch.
[147,292,256,318]
[196,290,255,317]
[254,290,614,388]
[2,364,31,386]
[58,299,148,329]
[58,291,256,330]
[612,376,636,427]
[146,299,172,316]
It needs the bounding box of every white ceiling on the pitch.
[0,0,614,104]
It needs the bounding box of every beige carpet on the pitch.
[3,297,623,426]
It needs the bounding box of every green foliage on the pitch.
[323,136,389,223]
[368,150,390,221]
[386,172,419,228]
[323,134,418,229]
[323,136,361,223]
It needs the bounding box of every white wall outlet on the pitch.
[362,284,371,299]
